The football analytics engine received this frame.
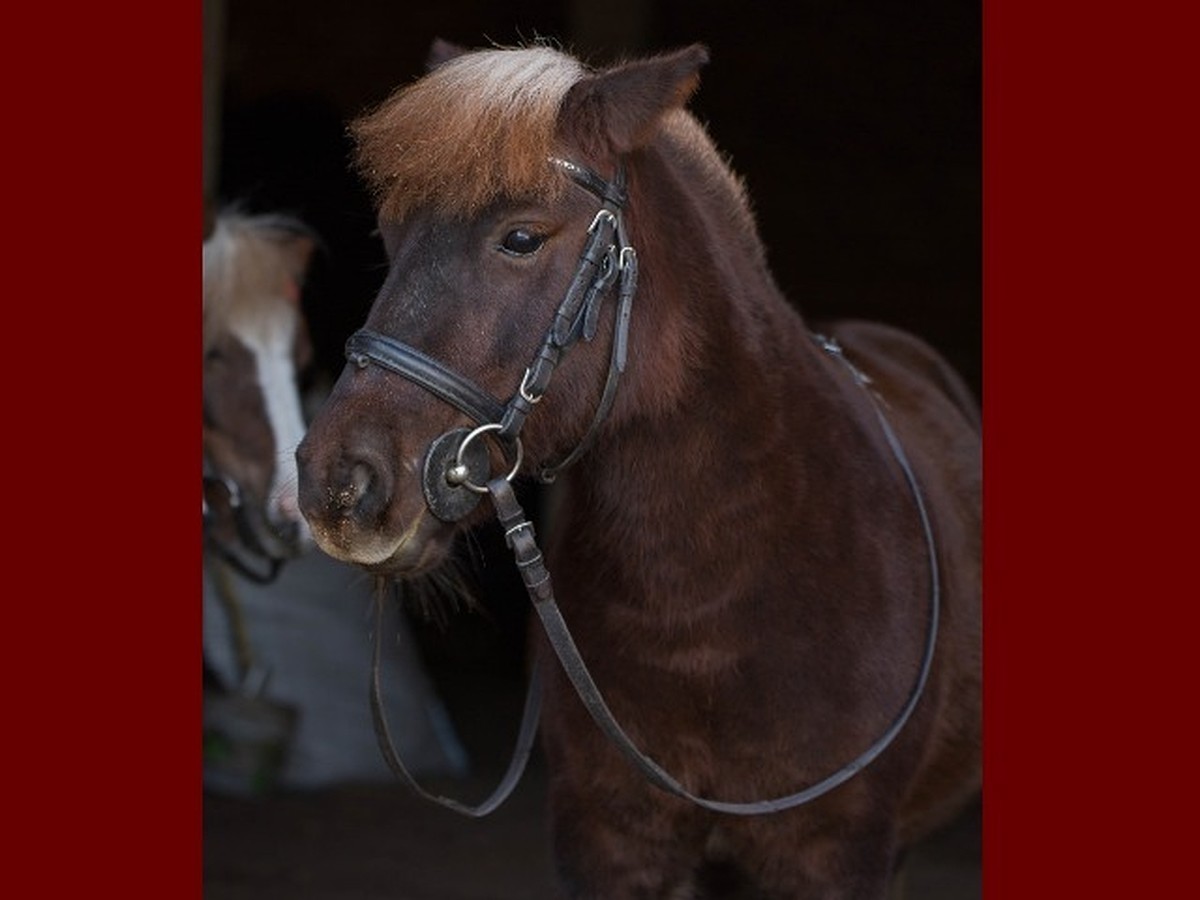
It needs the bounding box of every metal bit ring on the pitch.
[454,423,523,493]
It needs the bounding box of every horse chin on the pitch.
[308,510,450,579]
[361,547,446,579]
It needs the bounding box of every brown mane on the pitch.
[352,44,763,271]
[351,45,586,222]
[654,109,764,267]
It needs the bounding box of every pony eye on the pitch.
[499,228,545,256]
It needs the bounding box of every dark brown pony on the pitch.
[297,42,980,899]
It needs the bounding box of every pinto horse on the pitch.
[297,42,981,899]
[203,210,317,580]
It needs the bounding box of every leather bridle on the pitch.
[346,157,637,522]
[353,158,941,818]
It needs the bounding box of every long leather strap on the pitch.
[366,334,938,815]
[368,588,543,817]
[483,332,940,815]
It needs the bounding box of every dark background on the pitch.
[207,0,980,399]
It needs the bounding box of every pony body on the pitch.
[297,42,980,899]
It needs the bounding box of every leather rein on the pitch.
[353,158,940,817]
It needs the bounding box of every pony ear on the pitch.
[560,44,710,155]
[279,233,317,289]
[426,37,469,71]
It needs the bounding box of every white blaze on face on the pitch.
[231,303,314,550]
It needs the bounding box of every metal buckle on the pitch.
[518,368,543,405]
[588,209,616,234]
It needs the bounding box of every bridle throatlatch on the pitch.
[350,159,940,818]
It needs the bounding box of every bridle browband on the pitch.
[354,158,941,818]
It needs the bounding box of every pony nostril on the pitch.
[348,461,372,506]
[327,454,392,525]
[332,460,373,511]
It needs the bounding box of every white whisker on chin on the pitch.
[388,552,479,630]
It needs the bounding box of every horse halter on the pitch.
[202,457,287,584]
[346,157,637,523]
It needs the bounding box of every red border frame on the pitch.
[10,3,201,894]
[984,1,1188,895]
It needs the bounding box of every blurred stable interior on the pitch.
[203,2,981,897]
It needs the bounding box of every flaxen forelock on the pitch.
[203,212,299,350]
[352,46,587,222]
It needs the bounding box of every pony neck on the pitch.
[550,146,872,604]
[605,134,842,459]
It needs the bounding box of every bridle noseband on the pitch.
[345,158,638,524]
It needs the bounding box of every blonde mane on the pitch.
[351,45,586,222]
[352,43,761,257]
[202,212,305,352]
